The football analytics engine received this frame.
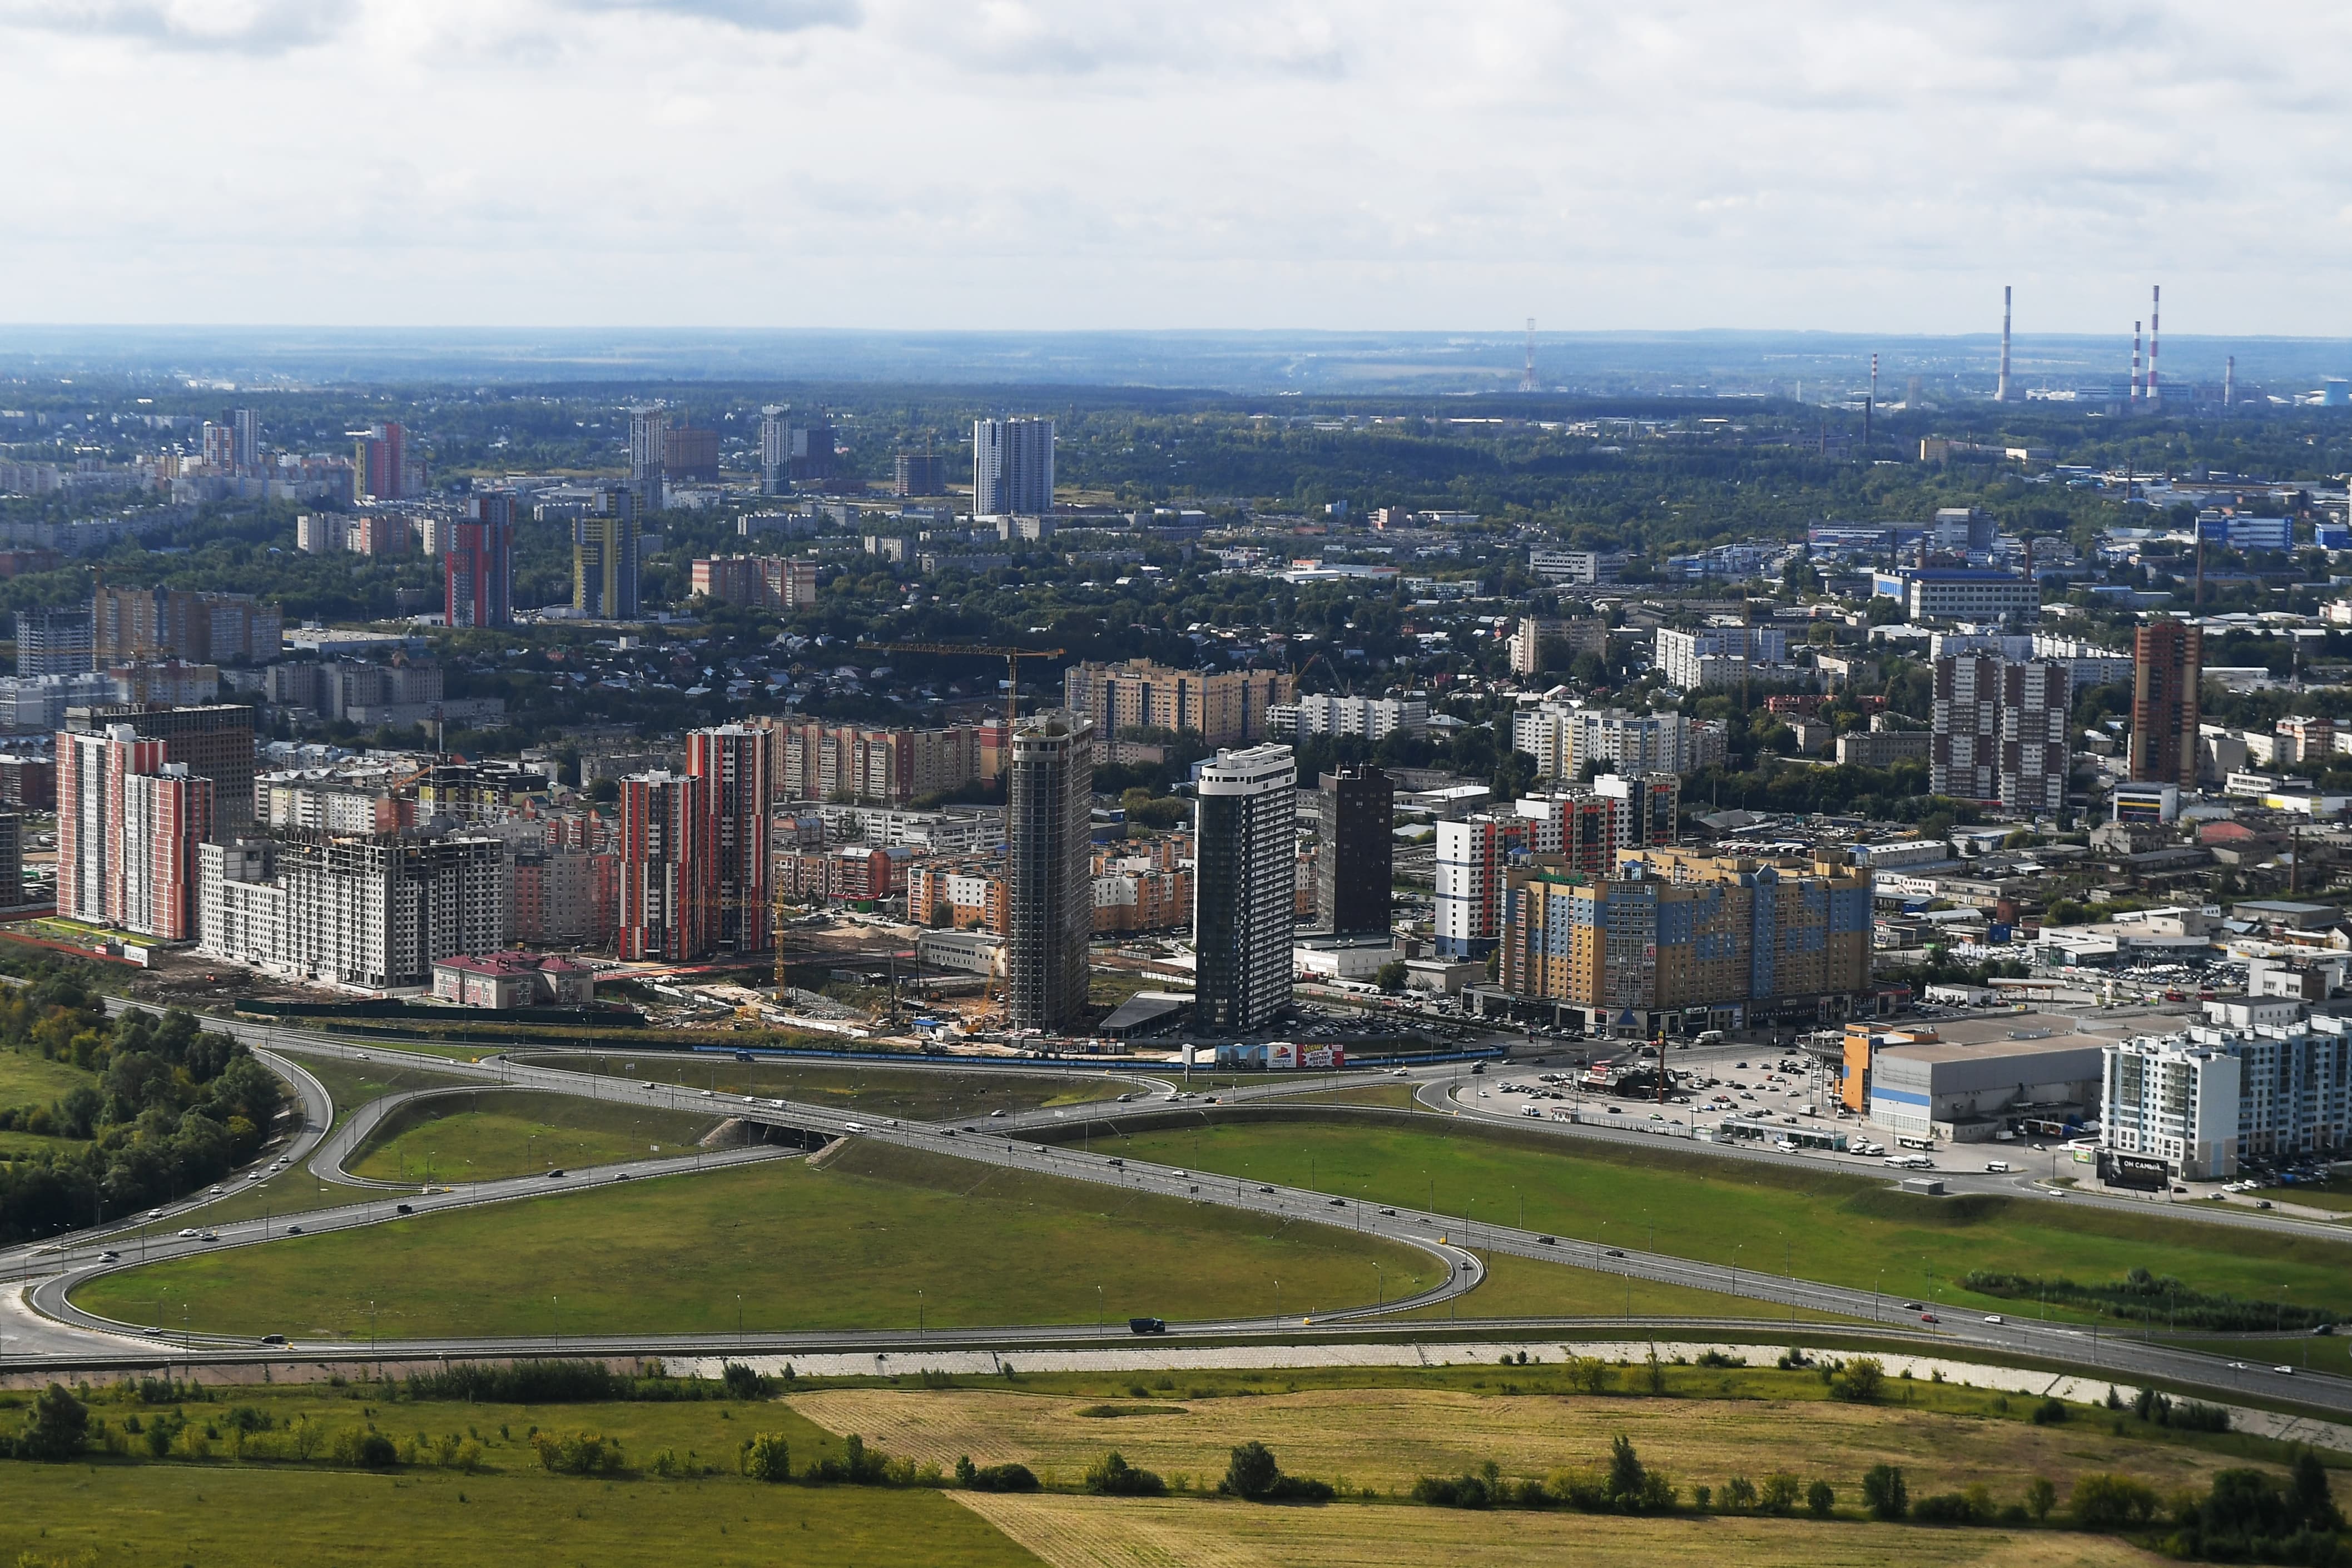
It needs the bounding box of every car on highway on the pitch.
[1984,1315,2004,1324]
[395,1204,414,1215]
[1327,1197,1344,1207]
[100,1250,118,1261]
[1033,1145,1046,1153]
[990,1109,1006,1117]
[1128,1316,1167,1335]
[285,1226,302,1234]
[641,1081,655,1088]
[614,1172,632,1180]
[177,1228,198,1238]
[1919,1312,1938,1323]
[207,1185,224,1195]
[1379,1208,1397,1216]
[1902,1301,1923,1310]
[1604,1248,1624,1257]
[261,1334,287,1346]
[2275,1365,2295,1376]
[545,1168,565,1178]
[1258,1184,1275,1194]
[200,1230,217,1241]
[1537,1235,1556,1246]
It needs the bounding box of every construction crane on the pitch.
[855,642,1066,728]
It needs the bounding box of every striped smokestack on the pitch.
[1997,285,2013,402]
[2132,320,2143,403]
[2148,284,2161,403]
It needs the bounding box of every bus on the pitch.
[1898,1135,1934,1151]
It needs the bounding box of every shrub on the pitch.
[1223,1441,1281,1500]
[721,1363,766,1401]
[740,1433,790,1482]
[1863,1463,1909,1521]
[2031,1397,2069,1426]
[1719,1476,1758,1512]
[1412,1474,1496,1509]
[1084,1451,1167,1497]
[1758,1475,1801,1516]
[802,1433,892,1486]
[1806,1480,1835,1517]
[1911,1492,1980,1526]
[531,1431,621,1476]
[2070,1473,2161,1530]
[1830,1357,1885,1404]
[1568,1357,1612,1395]
[962,1461,1040,1493]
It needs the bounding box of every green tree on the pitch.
[1830,1357,1884,1403]
[1085,1450,1167,1496]
[1806,1479,1835,1517]
[2068,1473,2160,1529]
[1374,961,1408,993]
[1605,1435,1648,1509]
[1862,1463,1908,1520]
[740,1432,791,1482]
[1223,1441,1281,1500]
[2026,1476,2057,1521]
[18,1384,87,1461]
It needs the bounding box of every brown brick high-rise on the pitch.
[2130,619,2202,789]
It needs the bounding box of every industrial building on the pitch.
[1843,1014,2111,1141]
[1871,567,2038,625]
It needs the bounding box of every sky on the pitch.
[1,0,2345,335]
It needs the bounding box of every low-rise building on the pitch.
[431,951,596,1009]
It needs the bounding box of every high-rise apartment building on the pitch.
[1316,765,1393,937]
[1271,694,1428,742]
[689,555,817,610]
[1194,745,1297,1034]
[1511,704,1722,781]
[1506,616,1607,677]
[688,725,771,956]
[628,408,668,487]
[662,425,720,484]
[1931,655,2071,815]
[1061,659,1293,756]
[92,585,279,667]
[895,448,946,497]
[972,417,1055,515]
[574,503,641,620]
[445,495,515,630]
[1435,815,1512,957]
[199,827,507,991]
[1500,847,1873,1035]
[2101,1021,2352,1180]
[1654,626,1790,690]
[232,409,261,473]
[57,725,214,940]
[615,770,714,961]
[1004,713,1093,1034]
[758,406,791,494]
[2130,618,2202,790]
[355,423,407,500]
[15,607,94,675]
[64,702,255,833]
[761,720,986,806]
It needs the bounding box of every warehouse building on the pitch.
[1841,1012,2117,1141]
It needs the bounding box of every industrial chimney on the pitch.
[2132,321,2143,404]
[1996,285,2013,402]
[2224,354,2236,409]
[2147,285,2161,404]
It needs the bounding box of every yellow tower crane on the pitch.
[855,641,1067,728]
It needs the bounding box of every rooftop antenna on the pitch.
[2147,285,2161,404]
[1996,285,2013,402]
[1520,319,1537,393]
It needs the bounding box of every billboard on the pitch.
[1265,1041,1298,1070]
[2096,1149,2170,1191]
[1302,1045,1346,1069]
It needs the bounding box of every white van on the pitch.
[1984,1160,2013,1173]
[1694,1030,1726,1046]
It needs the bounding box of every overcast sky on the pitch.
[2,0,2343,335]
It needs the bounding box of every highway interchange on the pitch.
[3,1003,2349,1426]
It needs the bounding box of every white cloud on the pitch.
[0,0,2344,333]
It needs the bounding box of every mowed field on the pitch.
[956,1492,2160,1568]
[72,1142,1435,1339]
[520,1054,1128,1123]
[1101,1120,2352,1318]
[346,1089,721,1182]
[790,1382,2269,1502]
[1395,1250,1848,1323]
[0,1041,99,1105]
[0,1460,1044,1568]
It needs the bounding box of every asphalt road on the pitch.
[4,1016,2346,1418]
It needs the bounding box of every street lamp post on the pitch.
[1273,1279,1282,1326]
[1373,1262,1383,1308]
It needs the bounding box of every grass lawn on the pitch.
[0,1041,98,1105]
[1393,1249,1850,1323]
[1282,1084,1430,1112]
[1096,1120,2352,1324]
[0,1128,88,1159]
[0,1456,1041,1568]
[517,1055,1127,1121]
[292,1054,483,1131]
[792,1374,2285,1501]
[72,1142,1432,1339]
[347,1089,721,1183]
[2274,1177,2352,1215]
[959,1492,2152,1568]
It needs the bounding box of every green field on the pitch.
[72,1141,1433,1339]
[1097,1120,2352,1322]
[0,1449,1039,1568]
[348,1090,721,1183]
[292,1053,483,1130]
[1397,1249,1851,1323]
[0,1041,98,1106]
[519,1054,1128,1123]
